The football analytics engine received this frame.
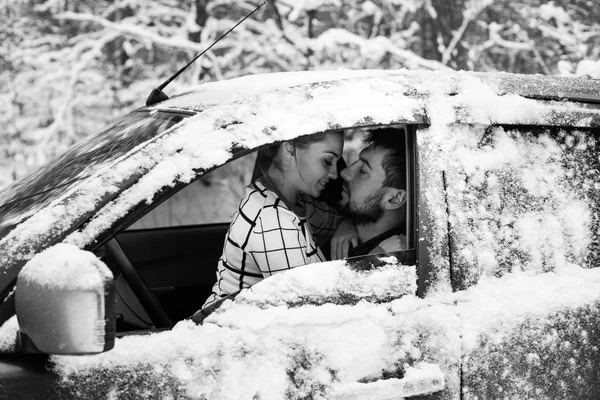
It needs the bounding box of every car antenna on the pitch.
[146,0,269,106]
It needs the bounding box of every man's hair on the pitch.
[364,127,406,190]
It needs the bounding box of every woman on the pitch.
[201,131,345,309]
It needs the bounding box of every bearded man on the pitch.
[332,127,408,258]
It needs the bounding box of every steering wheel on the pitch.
[105,238,173,329]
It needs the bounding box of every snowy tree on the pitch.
[0,0,598,188]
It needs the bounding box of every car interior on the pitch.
[97,126,417,333]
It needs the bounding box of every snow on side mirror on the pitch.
[15,243,116,355]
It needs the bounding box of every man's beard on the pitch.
[341,187,385,225]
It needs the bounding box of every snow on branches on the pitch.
[0,0,598,188]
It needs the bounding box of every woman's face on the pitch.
[293,133,344,198]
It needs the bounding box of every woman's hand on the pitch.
[330,218,358,260]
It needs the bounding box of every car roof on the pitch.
[151,69,600,114]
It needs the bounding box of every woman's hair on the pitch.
[257,130,343,173]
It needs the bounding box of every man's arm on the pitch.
[301,195,344,239]
[330,218,359,260]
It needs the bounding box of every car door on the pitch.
[46,124,450,400]
[434,122,600,398]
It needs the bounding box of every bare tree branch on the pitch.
[441,0,493,66]
[39,30,121,145]
[311,29,450,71]
[56,11,223,54]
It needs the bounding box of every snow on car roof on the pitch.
[155,69,396,111]
[155,69,600,113]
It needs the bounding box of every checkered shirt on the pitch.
[203,180,341,308]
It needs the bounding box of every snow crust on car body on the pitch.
[419,122,600,291]
[156,70,600,116]
[50,259,422,399]
[48,259,600,399]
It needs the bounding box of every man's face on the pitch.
[339,144,388,224]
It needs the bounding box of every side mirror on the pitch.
[15,243,116,355]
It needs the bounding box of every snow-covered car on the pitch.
[0,69,599,399]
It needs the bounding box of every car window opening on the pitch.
[104,125,419,331]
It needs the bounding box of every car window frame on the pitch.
[126,151,259,230]
[81,124,420,331]
[91,145,259,247]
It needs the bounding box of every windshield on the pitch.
[0,110,189,242]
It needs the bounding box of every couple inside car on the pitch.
[201,127,407,311]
